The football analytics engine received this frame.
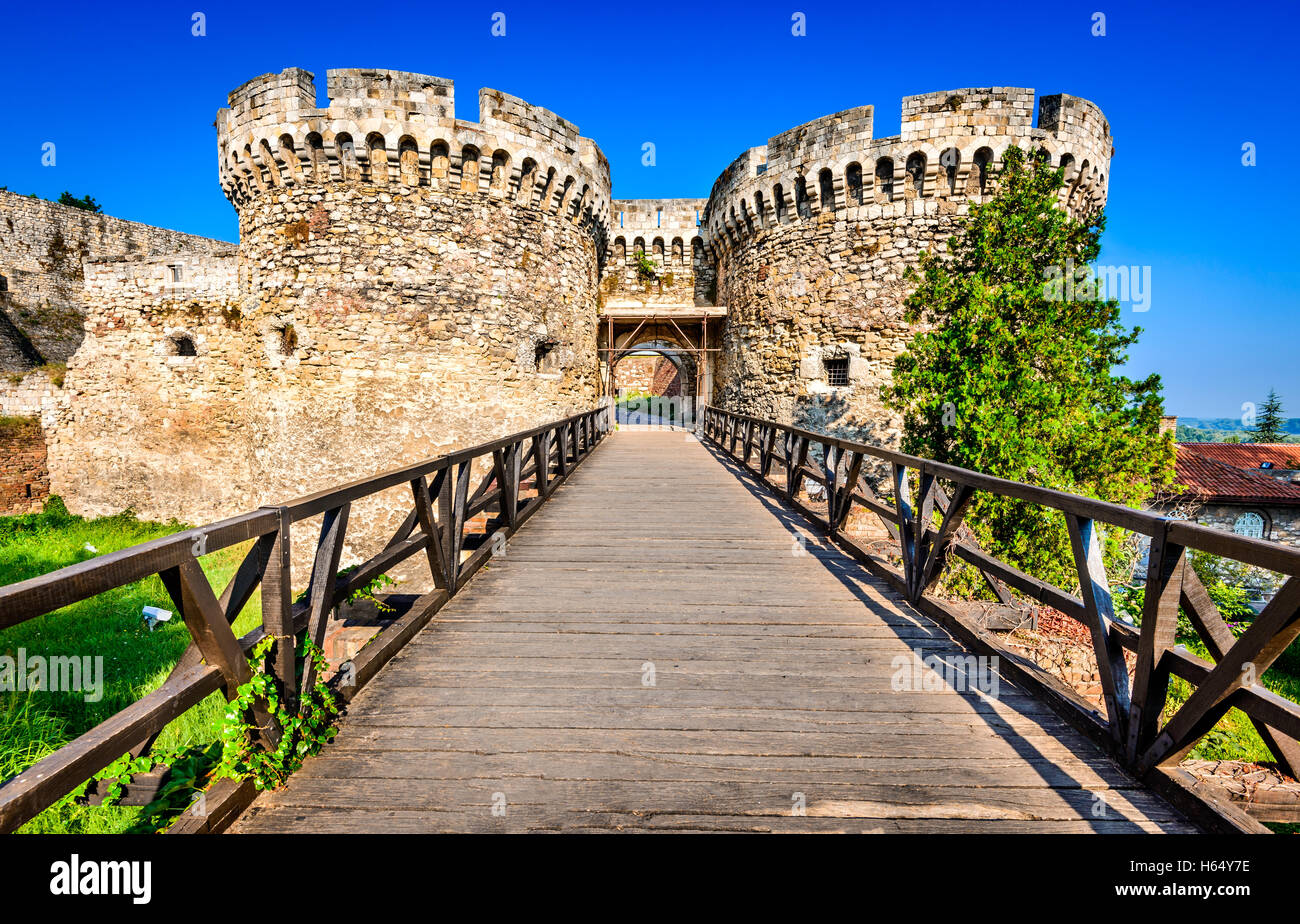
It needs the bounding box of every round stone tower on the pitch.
[704,87,1112,444]
[49,67,609,547]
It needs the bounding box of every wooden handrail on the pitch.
[0,404,612,833]
[702,406,1300,788]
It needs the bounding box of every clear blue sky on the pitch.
[1,0,1295,419]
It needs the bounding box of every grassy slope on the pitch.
[0,500,261,833]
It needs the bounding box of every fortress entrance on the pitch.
[599,308,725,430]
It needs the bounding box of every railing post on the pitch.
[261,506,295,707]
[892,464,916,595]
[1126,521,1183,764]
[1066,515,1133,747]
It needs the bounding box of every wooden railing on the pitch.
[0,405,611,833]
[703,406,1300,821]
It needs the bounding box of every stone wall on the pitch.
[1196,503,1300,548]
[48,68,611,568]
[603,199,713,307]
[0,416,49,515]
[0,189,227,372]
[705,88,1112,445]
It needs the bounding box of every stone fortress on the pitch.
[0,68,1112,554]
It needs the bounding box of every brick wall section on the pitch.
[0,417,49,514]
[613,354,682,396]
[0,189,228,372]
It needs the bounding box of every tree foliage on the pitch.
[1252,389,1285,442]
[883,146,1175,591]
[56,191,102,213]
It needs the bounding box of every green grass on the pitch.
[1164,630,1300,766]
[0,497,263,833]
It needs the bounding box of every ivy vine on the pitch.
[69,636,342,831]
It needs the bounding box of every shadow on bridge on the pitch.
[700,439,1164,833]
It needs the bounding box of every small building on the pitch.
[1168,442,1300,545]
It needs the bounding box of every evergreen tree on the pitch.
[884,146,1174,591]
[1251,389,1285,442]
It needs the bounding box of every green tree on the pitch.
[57,191,102,213]
[1251,389,1285,442]
[883,146,1175,592]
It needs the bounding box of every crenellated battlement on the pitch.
[703,87,1113,257]
[216,68,611,241]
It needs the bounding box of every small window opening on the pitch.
[168,264,184,283]
[276,323,298,356]
[825,357,849,387]
[656,209,662,228]
[1261,461,1275,469]
[170,333,197,356]
[535,338,559,371]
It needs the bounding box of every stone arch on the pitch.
[818,168,836,212]
[556,175,576,215]
[459,144,481,193]
[241,145,268,192]
[576,184,593,223]
[398,135,420,186]
[905,152,926,198]
[632,236,646,262]
[846,162,863,205]
[538,167,557,210]
[671,236,684,263]
[517,157,538,206]
[490,149,511,196]
[258,139,282,187]
[429,140,450,185]
[772,183,786,222]
[794,175,811,218]
[306,132,327,181]
[971,147,994,196]
[277,134,301,183]
[938,147,960,196]
[614,236,627,264]
[335,133,359,182]
[366,133,389,185]
[874,157,894,203]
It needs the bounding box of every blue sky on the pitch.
[1,0,1295,418]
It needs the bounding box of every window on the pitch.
[535,338,560,373]
[1233,511,1265,539]
[1261,462,1274,470]
[825,357,849,387]
[168,264,183,283]
[169,333,197,357]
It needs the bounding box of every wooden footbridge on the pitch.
[3,406,1298,834]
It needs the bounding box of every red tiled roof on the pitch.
[1174,447,1300,506]
[1179,442,1300,470]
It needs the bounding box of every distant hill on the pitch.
[1177,418,1300,443]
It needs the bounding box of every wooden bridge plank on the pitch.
[230,431,1191,834]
